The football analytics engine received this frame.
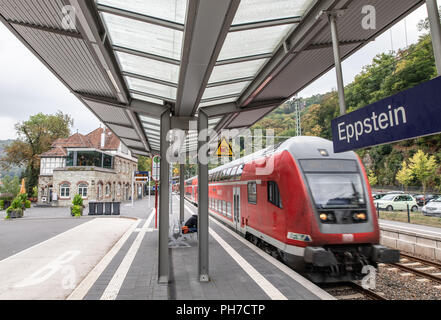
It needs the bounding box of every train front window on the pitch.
[305,173,366,208]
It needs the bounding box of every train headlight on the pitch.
[319,213,335,222]
[353,213,367,221]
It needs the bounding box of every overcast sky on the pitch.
[0,4,430,140]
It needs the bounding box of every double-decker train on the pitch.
[184,136,399,283]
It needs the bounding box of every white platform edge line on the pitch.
[66,218,142,300]
[0,218,98,264]
[209,227,287,300]
[100,209,156,300]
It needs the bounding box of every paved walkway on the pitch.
[0,218,134,299]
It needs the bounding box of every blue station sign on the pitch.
[332,76,441,153]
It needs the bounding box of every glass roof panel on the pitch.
[126,77,177,100]
[202,82,251,100]
[209,59,267,84]
[116,52,180,84]
[232,0,310,25]
[101,12,183,60]
[143,123,160,131]
[132,94,163,105]
[139,115,160,125]
[218,24,294,61]
[97,0,187,24]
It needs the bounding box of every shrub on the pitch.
[71,205,83,217]
[25,200,31,209]
[0,200,4,211]
[72,194,84,207]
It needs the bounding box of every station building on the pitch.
[38,127,141,207]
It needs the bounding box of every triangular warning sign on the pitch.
[215,138,234,157]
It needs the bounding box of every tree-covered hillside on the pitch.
[252,29,441,191]
[0,140,23,178]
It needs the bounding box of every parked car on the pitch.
[372,193,387,200]
[422,197,441,216]
[373,194,419,212]
[415,194,437,206]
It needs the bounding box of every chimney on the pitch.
[101,127,106,148]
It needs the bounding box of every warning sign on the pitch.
[215,138,234,157]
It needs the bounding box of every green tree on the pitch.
[137,156,152,172]
[0,175,21,197]
[0,112,73,194]
[396,161,413,191]
[408,150,438,196]
[367,170,378,187]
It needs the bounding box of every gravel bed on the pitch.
[360,266,441,300]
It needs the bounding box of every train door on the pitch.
[233,187,241,230]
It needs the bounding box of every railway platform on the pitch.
[70,197,334,300]
[379,220,441,263]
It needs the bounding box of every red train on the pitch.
[184,136,399,283]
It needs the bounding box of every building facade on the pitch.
[38,128,144,207]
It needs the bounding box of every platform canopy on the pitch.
[0,0,425,156]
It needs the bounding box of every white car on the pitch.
[422,197,441,216]
[373,194,419,212]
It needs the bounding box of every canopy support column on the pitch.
[427,0,441,75]
[180,164,185,224]
[198,110,209,282]
[328,12,347,116]
[158,110,171,284]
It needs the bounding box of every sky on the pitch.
[0,3,430,140]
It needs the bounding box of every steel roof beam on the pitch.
[6,20,82,38]
[123,71,178,88]
[175,0,241,116]
[113,45,181,66]
[229,16,302,32]
[201,99,284,118]
[238,0,339,106]
[96,4,184,31]
[129,90,176,104]
[215,52,273,66]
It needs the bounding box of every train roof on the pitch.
[185,136,358,182]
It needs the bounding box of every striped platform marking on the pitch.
[209,228,287,300]
[100,209,156,300]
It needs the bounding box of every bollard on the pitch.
[377,202,380,218]
[407,203,410,223]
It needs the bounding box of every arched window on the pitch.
[106,183,111,197]
[117,183,121,196]
[78,183,88,198]
[60,183,70,198]
[98,183,103,199]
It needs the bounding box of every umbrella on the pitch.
[20,179,26,194]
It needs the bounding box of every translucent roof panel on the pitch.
[209,59,268,84]
[202,82,251,100]
[218,24,294,61]
[232,0,310,25]
[131,93,163,105]
[116,51,180,84]
[101,12,183,60]
[139,115,160,125]
[97,0,187,24]
[126,77,177,100]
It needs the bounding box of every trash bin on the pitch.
[112,202,121,215]
[104,202,112,215]
[96,202,104,215]
[88,202,96,216]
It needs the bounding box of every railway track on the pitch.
[320,282,387,300]
[387,253,441,285]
